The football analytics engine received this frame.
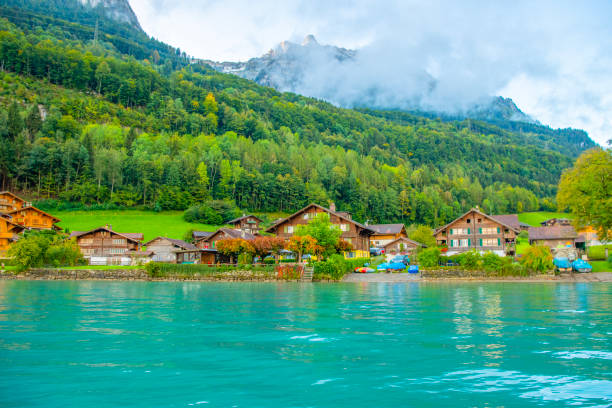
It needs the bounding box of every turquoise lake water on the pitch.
[0,281,610,407]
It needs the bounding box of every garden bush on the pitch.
[417,247,441,267]
[145,262,276,278]
[520,245,554,273]
[313,256,369,280]
[8,231,84,271]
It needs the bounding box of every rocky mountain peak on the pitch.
[78,0,142,30]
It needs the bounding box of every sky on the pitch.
[130,0,612,145]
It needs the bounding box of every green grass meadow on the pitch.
[55,210,219,242]
[518,212,573,227]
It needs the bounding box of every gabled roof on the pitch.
[227,215,263,224]
[528,226,577,240]
[368,224,406,235]
[265,203,374,234]
[0,191,27,203]
[121,233,144,241]
[205,228,256,241]
[434,208,520,234]
[5,206,60,223]
[70,226,141,244]
[0,215,25,232]
[383,236,426,249]
[193,230,213,239]
[144,236,197,250]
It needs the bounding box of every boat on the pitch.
[572,259,592,273]
[553,257,572,272]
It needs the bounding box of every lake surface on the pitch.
[0,281,610,407]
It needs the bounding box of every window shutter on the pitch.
[450,240,454,247]
[479,228,482,234]
[468,239,471,246]
[450,228,453,235]
[468,228,471,234]
[497,227,500,234]
[479,239,482,246]
[498,238,501,246]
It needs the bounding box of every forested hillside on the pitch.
[0,2,592,226]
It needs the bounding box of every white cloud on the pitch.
[129,0,612,145]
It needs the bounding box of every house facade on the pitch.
[265,203,373,258]
[4,206,60,230]
[528,226,577,249]
[434,208,520,256]
[145,237,198,263]
[369,224,407,248]
[0,191,29,213]
[71,226,143,265]
[383,237,424,256]
[196,228,256,250]
[227,215,263,235]
[0,216,25,256]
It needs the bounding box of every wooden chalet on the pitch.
[196,228,256,250]
[383,237,424,255]
[175,248,218,264]
[0,215,25,256]
[4,206,60,230]
[70,225,143,265]
[0,191,29,213]
[528,226,577,249]
[434,208,520,256]
[265,203,373,258]
[227,215,263,235]
[144,237,198,263]
[540,218,572,227]
[368,224,407,248]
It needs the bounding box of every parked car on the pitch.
[572,259,592,273]
[408,265,419,274]
[376,262,407,272]
[553,257,572,273]
[370,247,385,256]
[391,255,410,265]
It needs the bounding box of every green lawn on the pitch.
[587,244,612,260]
[518,211,574,227]
[55,210,219,242]
[590,261,611,273]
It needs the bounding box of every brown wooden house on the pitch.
[0,191,29,213]
[196,228,256,250]
[227,215,263,235]
[144,237,198,263]
[0,216,25,256]
[528,226,578,249]
[383,237,424,256]
[369,224,407,248]
[434,208,520,256]
[265,203,373,258]
[70,226,143,265]
[4,206,60,230]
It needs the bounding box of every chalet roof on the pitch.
[174,248,218,253]
[0,215,25,232]
[434,208,520,235]
[368,224,405,235]
[70,227,142,244]
[540,218,572,226]
[383,236,426,249]
[489,214,527,231]
[193,231,213,239]
[5,206,61,223]
[205,228,256,241]
[144,236,197,250]
[227,215,263,224]
[265,203,374,234]
[529,226,577,241]
[0,191,27,203]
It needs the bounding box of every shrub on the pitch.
[520,245,554,273]
[418,247,441,267]
[237,252,253,264]
[481,252,504,272]
[8,231,84,271]
[458,250,482,269]
[145,262,276,278]
[313,255,369,280]
[183,204,223,224]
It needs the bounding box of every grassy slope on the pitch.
[518,212,573,227]
[590,261,611,273]
[55,210,219,242]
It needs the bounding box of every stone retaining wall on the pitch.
[421,269,532,278]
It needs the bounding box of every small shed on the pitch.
[145,237,198,263]
[528,226,578,249]
[383,237,425,255]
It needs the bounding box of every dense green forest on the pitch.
[0,1,595,226]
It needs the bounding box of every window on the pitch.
[112,239,125,245]
[480,238,501,247]
[344,238,352,243]
[479,227,498,235]
[80,238,93,245]
[450,239,470,248]
[83,249,95,255]
[340,224,349,232]
[303,213,309,220]
[109,248,126,254]
[287,226,294,233]
[477,218,482,223]
[450,228,470,235]
[466,219,471,223]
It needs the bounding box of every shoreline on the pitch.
[1,270,611,283]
